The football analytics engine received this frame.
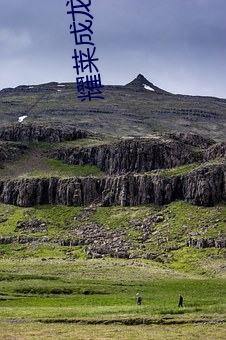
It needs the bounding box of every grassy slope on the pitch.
[0,136,225,275]
[0,258,226,339]
[0,156,225,337]
[1,83,226,139]
[0,140,106,179]
[0,201,225,277]
[1,87,226,337]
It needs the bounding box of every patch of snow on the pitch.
[57,89,62,92]
[18,115,27,123]
[143,84,155,91]
[57,84,65,87]
[29,86,34,89]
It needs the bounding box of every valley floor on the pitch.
[0,322,225,340]
[0,257,225,339]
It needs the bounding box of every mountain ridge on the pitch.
[0,74,226,140]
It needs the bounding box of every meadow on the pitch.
[0,186,225,338]
[0,257,225,339]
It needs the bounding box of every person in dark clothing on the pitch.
[178,294,183,307]
[137,293,142,305]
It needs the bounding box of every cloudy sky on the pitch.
[0,0,226,97]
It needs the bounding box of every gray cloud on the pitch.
[0,0,226,97]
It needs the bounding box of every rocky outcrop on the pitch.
[0,142,28,161]
[203,142,226,160]
[0,164,225,207]
[16,218,48,233]
[165,132,215,149]
[125,74,172,94]
[0,129,225,208]
[52,138,203,175]
[181,165,226,205]
[187,237,226,249]
[0,124,90,142]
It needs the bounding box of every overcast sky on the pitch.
[0,0,226,97]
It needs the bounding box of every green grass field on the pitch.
[0,258,225,339]
[0,201,225,273]
[0,200,225,338]
[0,322,225,340]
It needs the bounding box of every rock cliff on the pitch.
[164,132,215,149]
[0,126,225,208]
[0,123,90,142]
[203,142,226,160]
[51,137,203,175]
[0,164,225,207]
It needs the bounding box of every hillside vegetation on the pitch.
[0,77,225,337]
[1,74,226,140]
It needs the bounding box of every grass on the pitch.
[0,323,225,340]
[150,159,224,178]
[1,81,226,139]
[0,201,225,276]
[0,257,225,338]
[91,205,159,230]
[0,229,225,338]
[168,247,226,276]
[0,199,225,337]
[32,136,116,150]
[0,204,82,236]
[58,137,116,148]
[157,163,200,177]
[24,159,105,178]
[0,140,105,179]
[0,152,105,179]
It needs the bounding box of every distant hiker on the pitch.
[137,293,142,305]
[178,294,183,308]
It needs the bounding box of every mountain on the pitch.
[0,74,226,140]
[125,74,171,94]
[0,74,225,265]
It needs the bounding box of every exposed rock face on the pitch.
[0,128,225,208]
[0,124,90,142]
[52,138,202,175]
[181,165,226,205]
[0,142,28,161]
[204,142,226,160]
[187,237,226,249]
[0,164,225,207]
[165,132,215,149]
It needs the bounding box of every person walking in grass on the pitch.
[137,293,142,306]
[178,294,183,308]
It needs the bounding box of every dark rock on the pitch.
[51,137,202,175]
[187,237,226,248]
[0,123,90,143]
[204,142,226,160]
[0,163,225,207]
[60,239,80,246]
[165,132,215,149]
[15,218,48,233]
[144,253,158,260]
[0,129,225,210]
[155,215,165,223]
[0,142,28,161]
[0,237,13,244]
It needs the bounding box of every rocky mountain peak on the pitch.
[125,74,172,95]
